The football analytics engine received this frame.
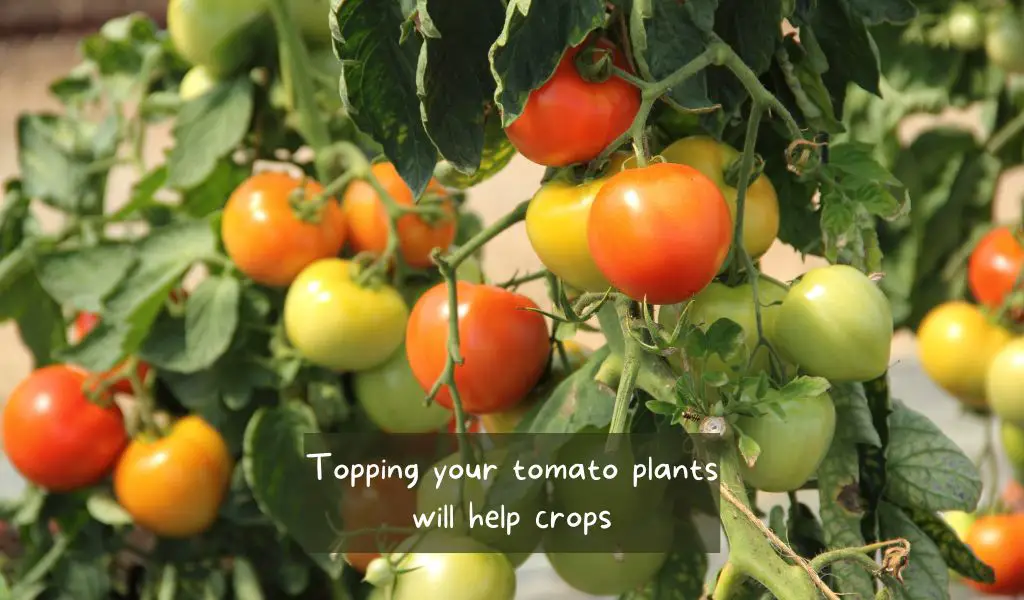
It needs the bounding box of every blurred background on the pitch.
[0,2,1022,598]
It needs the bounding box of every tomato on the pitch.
[588,163,733,304]
[114,416,232,537]
[405,282,550,414]
[340,474,418,572]
[968,226,1023,310]
[917,301,1011,408]
[735,392,835,492]
[417,450,544,566]
[659,278,790,379]
[986,12,1024,74]
[369,533,516,600]
[947,3,986,50]
[284,259,408,372]
[660,136,780,258]
[179,65,218,100]
[72,311,152,396]
[988,338,1024,425]
[772,265,893,382]
[545,510,672,596]
[343,163,456,269]
[964,514,1024,594]
[504,40,640,167]
[481,340,590,434]
[353,344,452,433]
[167,0,268,77]
[222,171,347,287]
[2,365,127,491]
[1002,421,1024,480]
[290,0,332,46]
[526,176,612,293]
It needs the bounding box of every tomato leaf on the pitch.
[830,383,882,447]
[735,430,761,468]
[884,400,981,513]
[797,0,881,103]
[17,114,108,214]
[845,0,917,25]
[12,276,66,368]
[519,345,615,434]
[180,158,249,218]
[35,244,135,313]
[903,507,994,585]
[166,76,254,191]
[704,317,744,361]
[85,492,132,526]
[631,0,716,111]
[434,115,518,189]
[416,0,505,174]
[877,501,948,599]
[788,502,828,559]
[331,0,436,197]
[620,519,708,600]
[243,402,343,578]
[713,0,781,76]
[489,0,607,126]
[778,376,832,403]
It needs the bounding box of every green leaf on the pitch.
[701,370,730,388]
[35,244,135,313]
[58,319,129,372]
[788,502,827,558]
[778,376,832,402]
[778,37,844,134]
[166,76,254,190]
[736,431,761,468]
[14,276,65,368]
[86,492,132,526]
[768,505,790,546]
[801,0,881,98]
[831,383,882,447]
[0,181,33,256]
[846,0,917,25]
[232,557,265,600]
[180,158,249,217]
[713,0,782,75]
[632,0,717,110]
[434,113,518,189]
[704,317,744,361]
[645,400,677,416]
[185,276,240,369]
[520,345,615,434]
[51,555,110,600]
[877,501,948,599]
[17,115,106,214]
[828,142,902,186]
[331,0,436,197]
[243,402,342,578]
[416,0,505,174]
[489,0,607,126]
[904,507,994,585]
[885,401,981,512]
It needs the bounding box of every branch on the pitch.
[607,296,643,447]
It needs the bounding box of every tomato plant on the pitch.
[588,163,733,304]
[405,281,550,414]
[3,365,127,492]
[968,226,1023,310]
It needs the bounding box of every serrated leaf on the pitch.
[877,502,948,599]
[35,244,135,313]
[18,115,106,213]
[736,431,761,468]
[802,0,881,98]
[779,376,831,401]
[166,76,253,190]
[904,507,994,585]
[704,317,744,361]
[331,0,436,197]
[416,0,505,174]
[885,401,981,512]
[489,0,607,125]
[519,346,615,434]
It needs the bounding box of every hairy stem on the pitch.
[607,296,643,446]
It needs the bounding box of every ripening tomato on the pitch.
[964,514,1024,594]
[772,265,893,382]
[917,301,1012,408]
[72,312,151,396]
[3,365,127,491]
[340,474,419,572]
[284,259,408,372]
[405,282,550,414]
[167,0,268,77]
[968,226,1023,310]
[504,41,640,167]
[947,3,986,50]
[114,416,232,537]
[988,339,1024,425]
[660,136,780,258]
[986,11,1024,74]
[588,163,733,304]
[222,171,347,287]
[343,162,457,268]
[352,344,453,433]
[1003,421,1024,481]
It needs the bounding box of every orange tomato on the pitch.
[343,162,456,268]
[968,226,1023,310]
[221,171,347,287]
[114,416,233,537]
[964,514,1024,594]
[340,475,419,572]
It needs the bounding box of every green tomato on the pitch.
[986,11,1024,74]
[771,265,893,382]
[1002,420,1024,480]
[416,450,544,566]
[352,343,452,433]
[290,0,333,46]
[372,533,516,600]
[545,509,672,596]
[947,3,986,50]
[735,392,836,492]
[284,259,408,372]
[659,278,790,379]
[989,339,1024,427]
[179,65,218,101]
[167,0,269,77]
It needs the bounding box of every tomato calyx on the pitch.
[287,182,331,225]
[364,556,397,587]
[573,42,616,84]
[722,152,766,190]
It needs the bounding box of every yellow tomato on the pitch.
[990,338,1024,426]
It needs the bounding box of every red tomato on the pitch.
[504,40,640,167]
[73,312,151,396]
[343,162,457,268]
[221,171,347,287]
[405,282,550,414]
[964,514,1024,594]
[969,226,1023,310]
[3,365,128,491]
[587,163,733,304]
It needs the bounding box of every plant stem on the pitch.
[986,109,1024,156]
[497,269,549,289]
[447,201,529,266]
[808,539,910,573]
[607,297,642,447]
[713,561,747,600]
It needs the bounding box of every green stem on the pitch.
[446,201,529,267]
[497,269,549,289]
[713,561,747,600]
[607,297,642,445]
[986,109,1024,156]
[809,539,908,573]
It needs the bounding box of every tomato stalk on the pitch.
[985,107,1024,156]
[606,296,642,446]
[807,538,911,574]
